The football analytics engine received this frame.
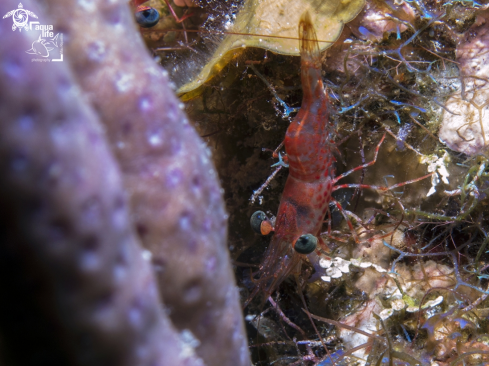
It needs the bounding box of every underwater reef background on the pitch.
[148,0,489,364]
[3,0,489,365]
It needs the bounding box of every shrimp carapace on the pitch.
[250,10,333,300]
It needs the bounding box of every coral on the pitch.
[0,0,250,365]
[0,3,199,365]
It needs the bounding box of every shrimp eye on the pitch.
[250,211,273,235]
[135,7,160,28]
[294,234,317,254]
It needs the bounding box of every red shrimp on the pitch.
[248,9,434,301]
[249,11,335,301]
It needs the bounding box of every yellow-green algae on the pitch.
[177,0,365,95]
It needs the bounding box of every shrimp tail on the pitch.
[296,11,326,110]
[299,11,321,67]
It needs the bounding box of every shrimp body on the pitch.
[253,11,335,298]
